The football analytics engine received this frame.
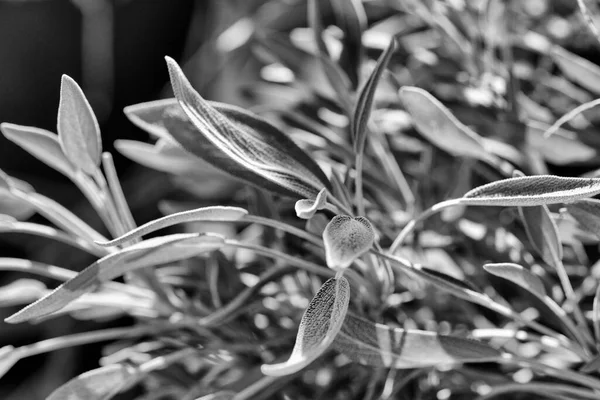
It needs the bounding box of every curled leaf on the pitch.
[261,277,350,376]
[46,364,136,400]
[461,175,600,206]
[334,312,502,368]
[57,75,102,174]
[323,215,375,270]
[295,188,328,219]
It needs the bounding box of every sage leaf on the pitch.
[261,276,350,376]
[46,364,136,400]
[323,215,375,270]
[0,279,48,307]
[5,233,224,323]
[195,392,236,400]
[57,75,102,174]
[484,263,546,298]
[399,87,490,161]
[566,199,600,240]
[0,346,18,380]
[353,36,397,152]
[123,98,175,140]
[330,0,366,87]
[334,312,501,368]
[97,206,248,247]
[165,57,330,198]
[552,46,600,95]
[461,175,600,206]
[295,188,328,219]
[527,121,596,165]
[0,123,75,178]
[519,204,563,265]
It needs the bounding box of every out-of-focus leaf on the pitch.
[0,346,18,380]
[566,199,600,240]
[519,204,563,265]
[352,36,397,152]
[0,123,75,178]
[323,215,375,270]
[295,188,328,219]
[57,75,102,174]
[0,190,35,220]
[461,176,600,206]
[484,263,546,298]
[5,234,224,324]
[306,213,329,236]
[399,87,491,161]
[552,46,600,95]
[195,392,236,400]
[0,279,48,307]
[123,99,175,140]
[261,277,350,376]
[46,364,137,400]
[527,121,596,165]
[334,312,501,368]
[165,57,331,198]
[330,0,366,87]
[98,206,248,247]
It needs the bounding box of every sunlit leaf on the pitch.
[484,263,546,298]
[46,364,137,400]
[399,87,490,161]
[261,277,350,376]
[461,175,600,206]
[566,199,600,240]
[552,46,600,95]
[57,75,102,174]
[295,188,328,219]
[323,215,375,270]
[334,312,502,368]
[165,57,331,198]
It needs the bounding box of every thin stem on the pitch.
[243,215,323,247]
[544,98,600,139]
[328,193,354,216]
[509,355,600,391]
[355,151,366,216]
[476,382,600,400]
[389,198,463,254]
[233,375,282,400]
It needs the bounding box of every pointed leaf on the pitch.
[334,312,501,368]
[46,364,136,400]
[57,75,102,174]
[123,98,175,140]
[97,206,248,247]
[484,263,546,298]
[566,199,600,240]
[353,36,397,152]
[519,204,563,265]
[552,46,600,95]
[295,188,327,219]
[195,392,236,400]
[5,234,224,323]
[165,57,330,198]
[261,277,350,376]
[461,175,600,206]
[399,87,490,161]
[0,123,75,178]
[323,215,375,270]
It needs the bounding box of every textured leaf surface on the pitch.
[566,199,600,240]
[46,364,136,400]
[261,277,350,376]
[399,87,489,161]
[334,312,501,368]
[462,176,600,206]
[295,188,328,219]
[484,263,546,298]
[165,57,330,198]
[5,234,224,323]
[323,215,375,269]
[552,46,600,95]
[57,75,102,174]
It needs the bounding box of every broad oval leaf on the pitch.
[566,199,600,240]
[46,364,136,400]
[0,123,75,178]
[334,312,502,368]
[399,87,490,161]
[165,57,331,198]
[97,206,248,247]
[461,175,600,206]
[519,204,563,265]
[57,75,102,174]
[5,233,225,323]
[261,277,350,376]
[483,263,546,298]
[295,188,327,219]
[552,46,600,95]
[323,215,375,270]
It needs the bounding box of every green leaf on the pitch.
[552,46,600,95]
[46,364,136,400]
[323,215,375,270]
[295,188,328,219]
[352,36,397,152]
[261,277,350,376]
[519,204,563,265]
[5,233,224,323]
[566,199,600,240]
[334,312,502,368]
[461,175,600,206]
[484,263,546,298]
[399,87,490,161]
[57,75,102,174]
[97,206,248,247]
[0,123,75,178]
[165,57,330,198]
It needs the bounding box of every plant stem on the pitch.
[476,381,600,400]
[508,355,600,391]
[355,150,366,216]
[243,215,323,247]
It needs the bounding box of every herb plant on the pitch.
[4,1,600,399]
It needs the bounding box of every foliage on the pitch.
[5,0,600,399]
